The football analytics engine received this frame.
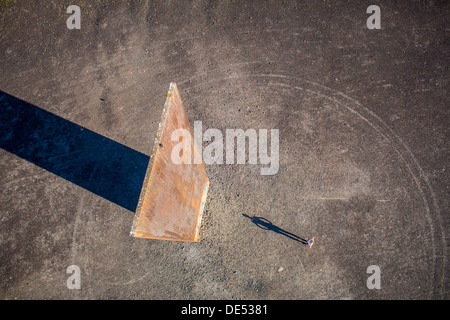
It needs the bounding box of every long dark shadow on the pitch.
[242,214,307,244]
[0,91,149,212]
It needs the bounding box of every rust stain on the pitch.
[130,83,209,242]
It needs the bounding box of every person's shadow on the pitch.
[242,214,307,245]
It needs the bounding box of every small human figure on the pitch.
[307,237,314,248]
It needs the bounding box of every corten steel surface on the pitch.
[130,83,209,241]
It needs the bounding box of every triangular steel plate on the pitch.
[130,83,209,241]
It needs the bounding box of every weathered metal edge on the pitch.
[130,82,176,237]
[193,178,209,242]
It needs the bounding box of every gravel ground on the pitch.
[0,0,448,299]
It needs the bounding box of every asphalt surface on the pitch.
[0,0,448,299]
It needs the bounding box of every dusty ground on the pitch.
[0,0,448,299]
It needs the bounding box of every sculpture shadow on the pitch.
[242,214,307,244]
[0,91,149,212]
